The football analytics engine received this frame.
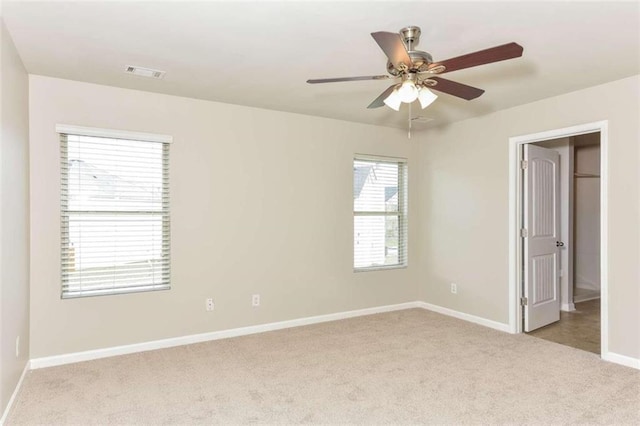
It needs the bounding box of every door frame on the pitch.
[508,120,608,357]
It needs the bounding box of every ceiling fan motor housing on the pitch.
[387,26,435,76]
[387,50,434,75]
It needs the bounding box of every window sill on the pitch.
[353,265,407,273]
[62,284,170,299]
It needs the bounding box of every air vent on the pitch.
[124,66,166,79]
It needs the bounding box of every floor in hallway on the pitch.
[527,299,600,354]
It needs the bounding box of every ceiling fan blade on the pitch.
[371,32,413,70]
[367,84,398,109]
[427,77,485,100]
[428,42,523,74]
[307,75,390,84]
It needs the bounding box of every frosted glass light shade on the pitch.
[418,87,438,109]
[397,80,419,103]
[383,89,402,111]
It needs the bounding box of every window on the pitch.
[59,125,171,298]
[353,155,408,270]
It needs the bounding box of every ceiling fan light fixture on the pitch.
[397,80,419,103]
[418,86,438,109]
[383,89,402,111]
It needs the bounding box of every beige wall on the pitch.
[28,75,420,358]
[23,70,640,362]
[0,19,30,412]
[418,75,640,359]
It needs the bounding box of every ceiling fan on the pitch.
[307,26,523,111]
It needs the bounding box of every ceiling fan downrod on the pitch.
[399,26,421,51]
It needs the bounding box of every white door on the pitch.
[523,144,561,332]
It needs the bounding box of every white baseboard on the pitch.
[602,351,640,370]
[561,303,576,312]
[26,300,639,373]
[574,295,600,303]
[417,301,511,333]
[30,301,422,369]
[0,362,30,426]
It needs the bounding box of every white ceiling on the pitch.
[3,1,639,130]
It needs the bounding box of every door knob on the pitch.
[556,241,565,247]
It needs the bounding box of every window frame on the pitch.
[57,124,172,299]
[353,154,408,272]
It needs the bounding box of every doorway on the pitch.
[525,133,601,354]
[508,121,609,358]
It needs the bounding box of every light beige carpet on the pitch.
[8,309,640,425]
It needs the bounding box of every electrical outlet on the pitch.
[450,283,457,294]
[252,294,260,307]
[205,298,214,311]
[15,336,20,358]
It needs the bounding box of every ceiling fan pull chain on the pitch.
[408,102,412,139]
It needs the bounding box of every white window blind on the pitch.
[60,131,170,298]
[353,156,408,270]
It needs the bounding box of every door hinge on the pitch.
[520,297,528,306]
[521,160,528,169]
[520,228,528,238]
